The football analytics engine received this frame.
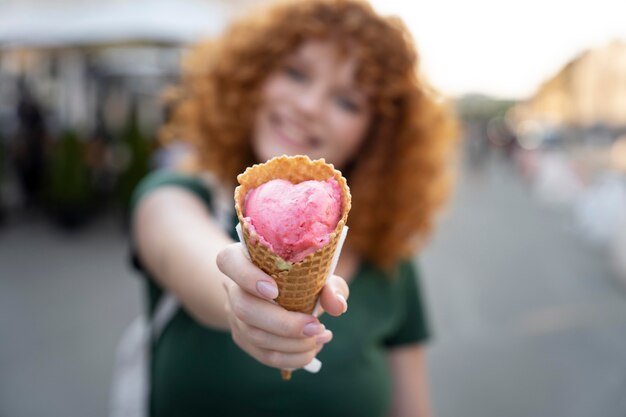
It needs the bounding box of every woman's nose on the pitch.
[295,84,326,118]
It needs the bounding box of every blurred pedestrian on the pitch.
[13,77,47,208]
[119,1,457,416]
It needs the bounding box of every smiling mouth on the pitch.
[270,112,322,149]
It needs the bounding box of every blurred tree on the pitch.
[455,94,516,121]
[46,130,93,229]
[116,101,152,222]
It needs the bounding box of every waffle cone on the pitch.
[235,155,351,313]
[234,155,351,380]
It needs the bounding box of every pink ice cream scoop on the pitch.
[243,178,342,263]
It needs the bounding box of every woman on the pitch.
[130,0,457,415]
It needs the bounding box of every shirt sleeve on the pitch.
[383,260,431,347]
[129,169,214,217]
[128,169,214,274]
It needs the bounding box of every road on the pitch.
[423,153,626,417]
[1,153,625,417]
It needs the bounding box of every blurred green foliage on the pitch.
[116,104,151,211]
[455,94,517,121]
[46,130,93,228]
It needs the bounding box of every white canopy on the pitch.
[0,0,228,48]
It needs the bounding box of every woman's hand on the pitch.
[217,243,349,370]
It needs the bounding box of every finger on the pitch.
[216,243,279,300]
[253,346,320,370]
[243,325,333,353]
[318,274,349,317]
[230,320,319,369]
[228,284,325,338]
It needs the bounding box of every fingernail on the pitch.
[303,322,325,337]
[256,281,278,299]
[337,293,347,313]
[315,330,333,345]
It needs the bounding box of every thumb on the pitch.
[318,274,349,317]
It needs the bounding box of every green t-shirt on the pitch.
[130,170,431,417]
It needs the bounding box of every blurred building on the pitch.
[0,0,269,222]
[0,0,268,131]
[513,40,626,129]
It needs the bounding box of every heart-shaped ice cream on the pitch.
[243,178,342,262]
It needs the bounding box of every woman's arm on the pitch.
[387,344,433,417]
[133,186,237,330]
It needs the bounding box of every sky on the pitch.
[369,0,626,100]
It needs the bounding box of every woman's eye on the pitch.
[285,66,308,82]
[336,97,360,113]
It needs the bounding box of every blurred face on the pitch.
[252,40,371,169]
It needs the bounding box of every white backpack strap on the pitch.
[109,293,180,417]
[151,292,180,340]
[109,315,150,417]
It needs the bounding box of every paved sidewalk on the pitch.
[0,215,141,417]
[423,156,626,417]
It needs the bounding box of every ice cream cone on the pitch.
[234,155,351,380]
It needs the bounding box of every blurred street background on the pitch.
[1,0,626,416]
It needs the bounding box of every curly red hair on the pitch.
[162,0,458,269]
